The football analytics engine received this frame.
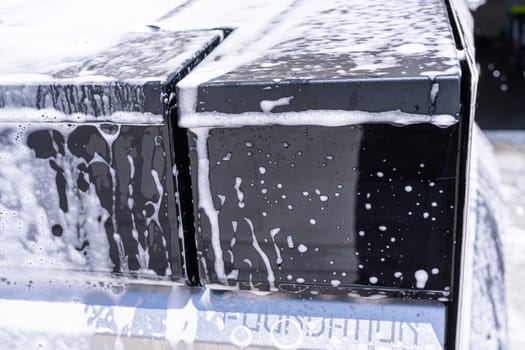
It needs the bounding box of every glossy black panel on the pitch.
[190,123,459,296]
[199,76,460,116]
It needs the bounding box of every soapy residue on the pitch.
[0,118,176,277]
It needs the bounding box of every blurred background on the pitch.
[474,0,525,129]
[473,1,525,348]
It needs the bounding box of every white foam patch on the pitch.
[464,0,486,10]
[0,123,115,272]
[0,0,185,81]
[330,280,341,287]
[286,235,294,249]
[260,96,294,113]
[415,269,429,289]
[395,43,427,55]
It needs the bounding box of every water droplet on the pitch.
[331,280,341,287]
[415,270,429,288]
[51,224,63,237]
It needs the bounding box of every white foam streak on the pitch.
[181,110,457,129]
[0,108,164,124]
[269,228,283,265]
[193,128,227,284]
[233,177,245,208]
[147,169,164,227]
[430,83,440,104]
[244,218,276,291]
[260,96,294,113]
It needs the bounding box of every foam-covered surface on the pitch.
[175,0,463,118]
